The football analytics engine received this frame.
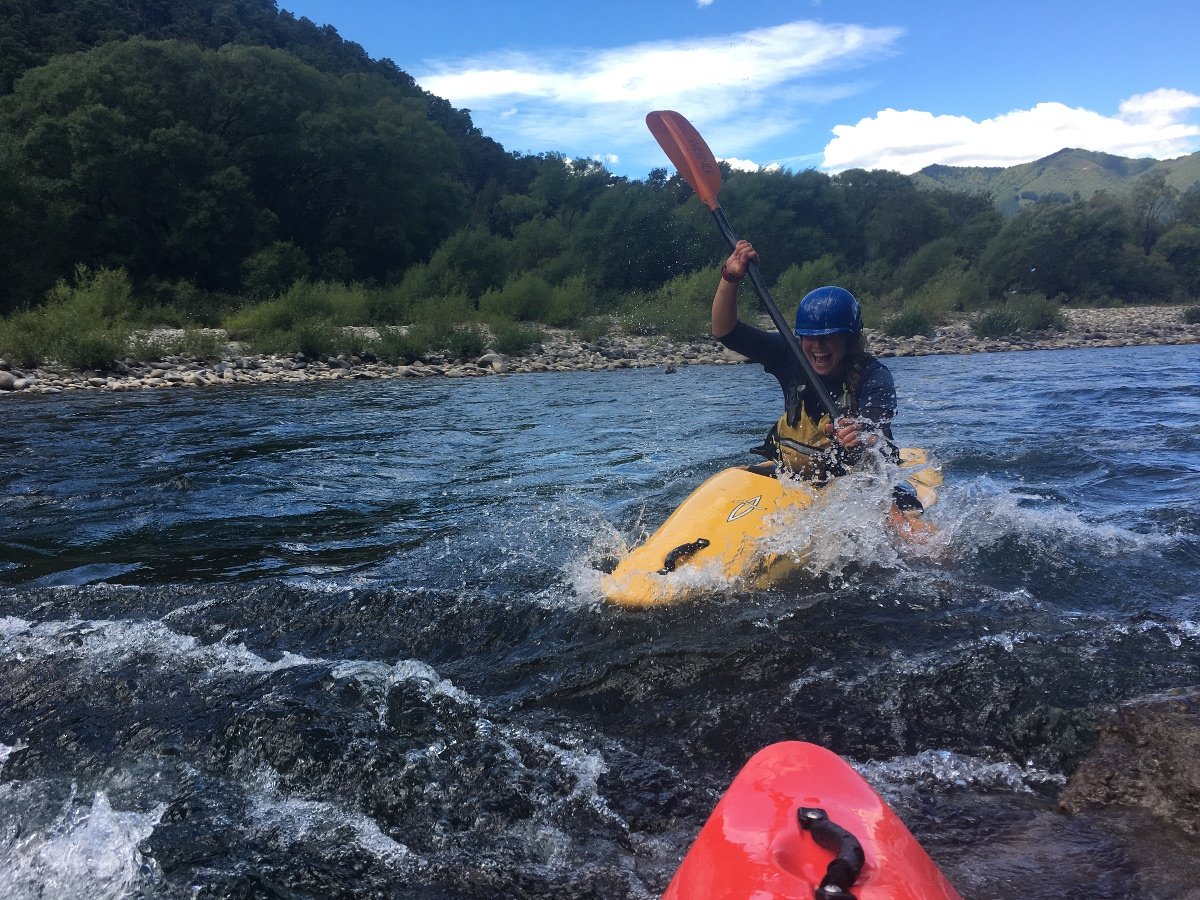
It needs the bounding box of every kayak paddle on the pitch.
[645,110,842,424]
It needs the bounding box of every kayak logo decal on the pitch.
[727,495,763,522]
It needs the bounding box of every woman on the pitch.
[712,240,896,480]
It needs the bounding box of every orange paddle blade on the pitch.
[645,110,723,210]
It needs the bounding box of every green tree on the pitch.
[1174,185,1200,227]
[574,177,712,296]
[1153,224,1200,298]
[529,153,612,228]
[978,198,1129,301]
[897,237,960,295]
[0,37,469,309]
[406,226,512,300]
[1128,172,1178,254]
[774,256,843,307]
[242,241,313,299]
[720,168,849,275]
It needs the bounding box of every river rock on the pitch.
[0,371,15,390]
[477,352,507,373]
[1058,686,1200,836]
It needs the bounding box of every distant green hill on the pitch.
[912,148,1200,214]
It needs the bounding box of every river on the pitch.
[2,344,1198,898]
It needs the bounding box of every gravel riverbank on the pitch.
[2,305,1197,396]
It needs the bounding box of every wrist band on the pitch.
[721,263,742,284]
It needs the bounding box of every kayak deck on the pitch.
[664,741,962,900]
[601,449,940,607]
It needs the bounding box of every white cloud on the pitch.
[822,88,1200,173]
[421,22,899,107]
[417,20,901,170]
[721,157,763,172]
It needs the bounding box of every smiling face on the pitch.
[800,333,849,377]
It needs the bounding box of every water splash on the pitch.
[0,742,17,777]
[937,477,1174,562]
[759,455,946,580]
[856,749,1065,796]
[242,774,413,867]
[0,789,165,900]
[331,657,483,726]
[0,616,314,676]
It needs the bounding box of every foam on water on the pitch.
[329,655,626,833]
[0,615,315,676]
[0,788,165,900]
[0,742,16,776]
[856,749,1065,796]
[331,656,485,725]
[937,477,1175,559]
[241,771,413,868]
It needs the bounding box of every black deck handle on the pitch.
[658,538,710,574]
[798,807,866,900]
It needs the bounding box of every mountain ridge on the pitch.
[912,147,1200,214]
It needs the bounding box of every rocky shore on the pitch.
[2,305,1197,396]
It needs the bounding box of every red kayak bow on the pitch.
[664,742,962,900]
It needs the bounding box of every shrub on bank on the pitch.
[0,265,133,369]
[129,328,227,363]
[972,308,1023,338]
[376,321,486,364]
[1012,293,1066,331]
[1183,306,1200,325]
[56,329,130,371]
[442,323,487,360]
[774,256,842,301]
[970,294,1066,338]
[376,326,426,363]
[545,274,593,327]
[224,281,370,338]
[911,265,988,314]
[575,317,612,344]
[490,320,545,356]
[882,308,935,338]
[621,269,718,340]
[479,273,553,323]
[243,322,337,359]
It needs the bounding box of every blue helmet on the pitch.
[794,286,862,336]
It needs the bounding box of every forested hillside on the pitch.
[914,148,1200,215]
[2,0,1199,370]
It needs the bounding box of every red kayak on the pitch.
[664,742,962,900]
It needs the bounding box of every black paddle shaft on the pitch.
[709,207,843,424]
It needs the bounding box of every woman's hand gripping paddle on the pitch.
[645,110,842,425]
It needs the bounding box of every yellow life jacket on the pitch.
[771,383,852,479]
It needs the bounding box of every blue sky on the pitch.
[279,0,1200,180]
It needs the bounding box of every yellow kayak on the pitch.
[601,448,941,607]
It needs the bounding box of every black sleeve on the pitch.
[857,361,896,446]
[858,361,896,425]
[717,321,790,375]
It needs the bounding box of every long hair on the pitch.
[842,331,874,414]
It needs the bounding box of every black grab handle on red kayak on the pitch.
[798,807,866,900]
[658,538,710,574]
